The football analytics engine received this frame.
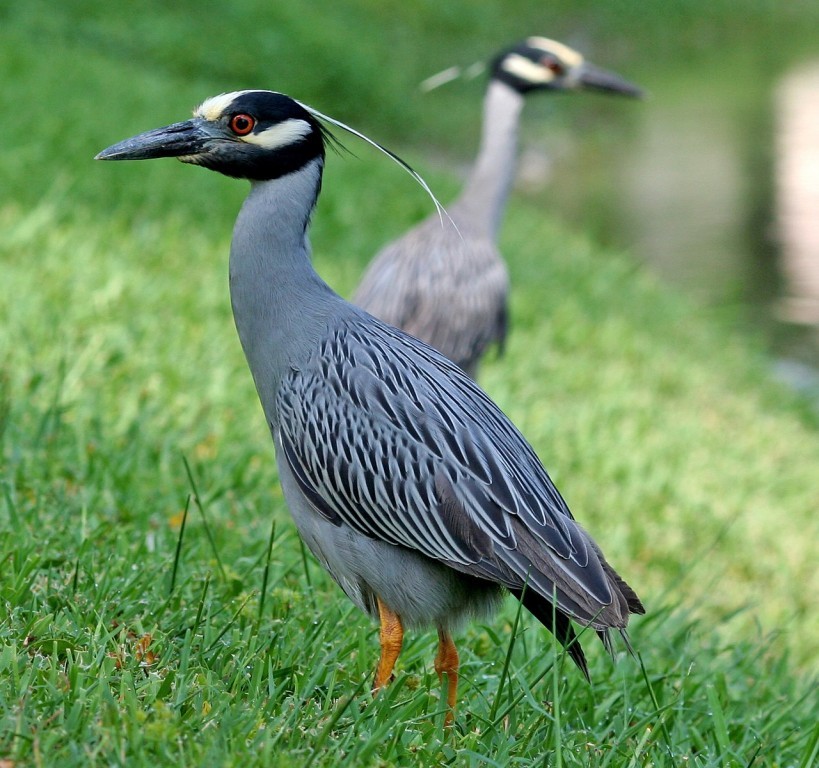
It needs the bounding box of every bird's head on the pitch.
[95,90,328,180]
[97,89,448,218]
[491,37,642,98]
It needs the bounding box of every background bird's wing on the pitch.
[276,313,619,624]
[353,224,509,372]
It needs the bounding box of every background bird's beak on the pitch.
[577,64,643,98]
[95,120,208,160]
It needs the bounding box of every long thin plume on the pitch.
[419,61,486,92]
[297,101,456,232]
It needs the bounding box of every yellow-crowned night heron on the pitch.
[97,90,643,722]
[354,38,642,377]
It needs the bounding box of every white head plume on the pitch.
[297,100,455,231]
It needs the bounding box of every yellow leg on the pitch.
[373,597,404,693]
[434,629,459,726]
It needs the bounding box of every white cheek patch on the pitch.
[194,90,255,121]
[527,37,584,69]
[242,118,313,150]
[501,54,556,85]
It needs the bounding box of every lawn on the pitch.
[1,1,818,765]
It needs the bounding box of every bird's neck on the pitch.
[229,158,337,420]
[452,80,525,239]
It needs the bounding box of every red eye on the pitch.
[229,113,256,136]
[543,56,565,75]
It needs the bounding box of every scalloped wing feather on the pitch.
[276,312,626,626]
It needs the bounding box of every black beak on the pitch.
[95,119,209,161]
[578,63,643,98]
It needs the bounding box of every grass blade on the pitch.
[706,682,731,758]
[182,455,227,582]
[800,720,819,768]
[257,519,277,625]
[489,581,527,722]
[168,493,191,597]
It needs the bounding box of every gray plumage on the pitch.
[355,38,642,377]
[97,88,642,689]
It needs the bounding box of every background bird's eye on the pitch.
[229,114,256,136]
[542,56,565,75]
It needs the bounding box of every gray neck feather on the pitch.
[229,158,338,424]
[452,80,525,239]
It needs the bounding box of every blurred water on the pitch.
[776,61,819,326]
[527,54,819,393]
[770,59,819,393]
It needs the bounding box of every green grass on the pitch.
[2,1,819,765]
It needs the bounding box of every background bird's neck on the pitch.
[452,80,525,239]
[229,158,337,420]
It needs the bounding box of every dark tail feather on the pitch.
[597,628,614,657]
[595,626,636,660]
[510,587,590,681]
[596,551,645,616]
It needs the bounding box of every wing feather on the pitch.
[354,220,509,373]
[276,312,621,625]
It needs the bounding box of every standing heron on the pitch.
[97,89,643,722]
[354,38,642,377]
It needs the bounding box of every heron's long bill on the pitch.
[578,64,643,98]
[95,120,207,160]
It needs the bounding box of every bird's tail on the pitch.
[509,557,644,680]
